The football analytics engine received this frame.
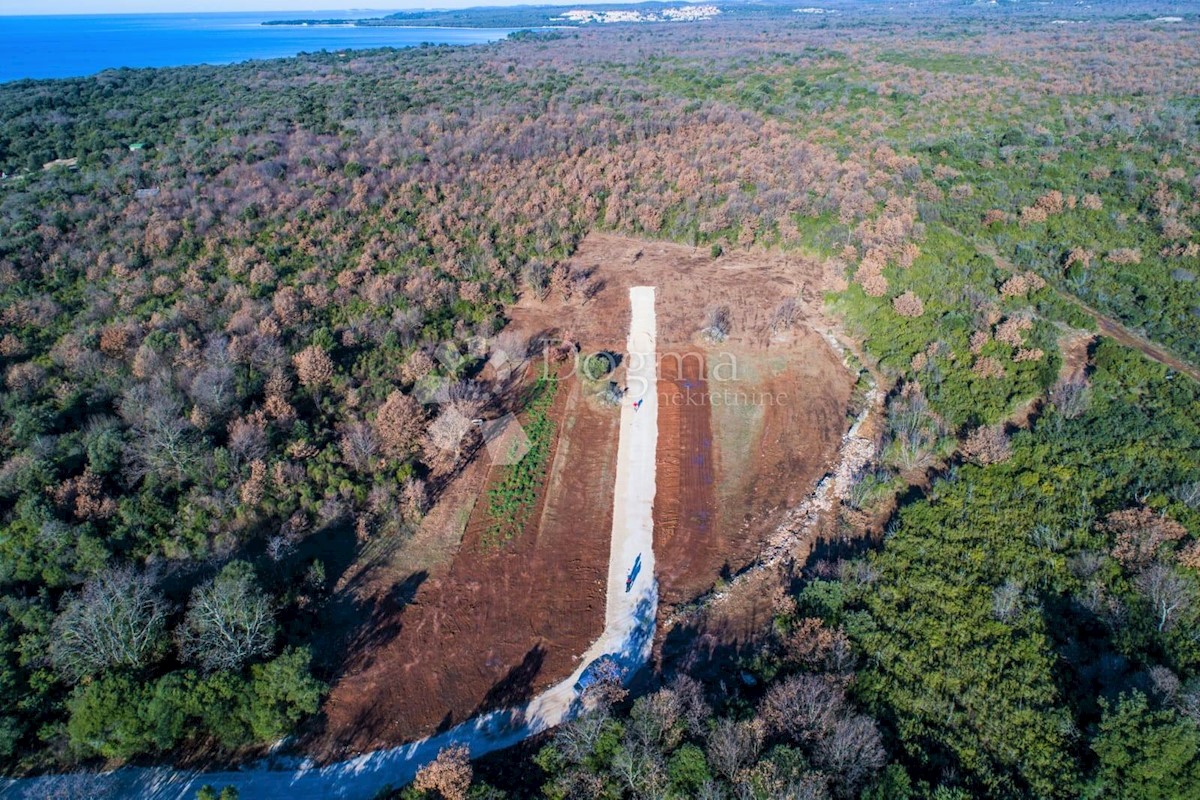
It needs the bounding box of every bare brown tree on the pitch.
[782,618,853,674]
[374,390,425,460]
[338,420,380,472]
[814,714,887,798]
[706,718,764,781]
[1050,375,1090,419]
[118,383,202,484]
[891,291,925,318]
[293,344,334,392]
[760,674,846,743]
[668,674,712,737]
[1136,563,1194,632]
[413,745,473,800]
[962,425,1012,466]
[1103,507,1188,571]
[629,688,683,750]
[611,739,669,800]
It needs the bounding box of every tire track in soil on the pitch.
[653,353,719,606]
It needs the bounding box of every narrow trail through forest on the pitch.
[974,239,1200,383]
[0,287,662,800]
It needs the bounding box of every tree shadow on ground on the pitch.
[307,569,429,679]
[472,644,548,719]
[658,618,761,701]
[299,568,429,756]
[796,529,879,578]
[289,518,360,589]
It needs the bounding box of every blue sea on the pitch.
[0,11,515,83]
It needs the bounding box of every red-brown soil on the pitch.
[658,566,790,681]
[654,354,719,605]
[314,372,616,753]
[492,232,853,607]
[697,333,852,597]
[313,232,851,756]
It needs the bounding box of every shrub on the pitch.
[483,378,557,547]
[961,425,1012,465]
[892,291,925,318]
[701,306,732,343]
[581,351,616,381]
[1106,248,1143,265]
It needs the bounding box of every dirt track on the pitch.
[974,238,1200,383]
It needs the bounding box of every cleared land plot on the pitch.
[654,353,719,604]
[313,232,850,755]
[541,233,853,605]
[315,369,615,752]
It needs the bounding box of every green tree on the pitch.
[862,764,913,800]
[667,743,711,794]
[1088,692,1200,800]
[194,786,238,800]
[240,647,325,742]
[65,672,190,760]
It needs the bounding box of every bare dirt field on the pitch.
[697,333,851,597]
[315,369,616,753]
[654,353,719,605]
[517,233,834,346]
[312,232,852,755]
[555,234,853,606]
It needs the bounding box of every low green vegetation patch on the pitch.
[833,224,1061,430]
[581,351,616,382]
[877,49,1013,76]
[482,376,558,549]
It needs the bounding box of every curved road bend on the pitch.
[1,286,661,800]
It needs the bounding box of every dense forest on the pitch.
[2,1,1200,798]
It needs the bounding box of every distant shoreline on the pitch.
[0,12,515,83]
[261,16,555,29]
[262,20,538,30]
[261,3,725,30]
[262,19,360,27]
